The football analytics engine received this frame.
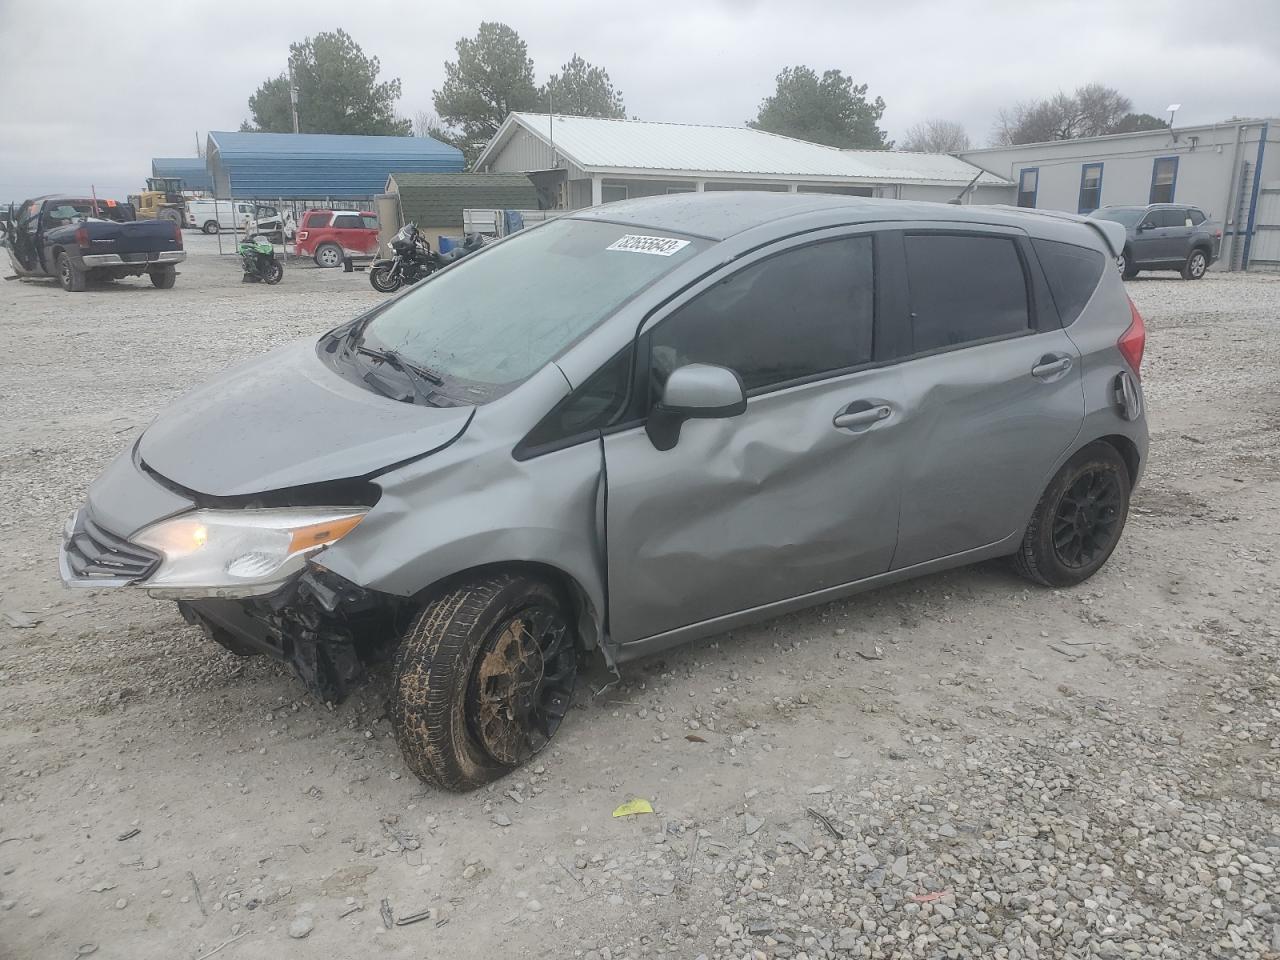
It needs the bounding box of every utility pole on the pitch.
[288,60,301,134]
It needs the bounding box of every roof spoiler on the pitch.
[987,205,1126,257]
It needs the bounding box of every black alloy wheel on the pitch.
[466,603,576,766]
[1050,468,1124,569]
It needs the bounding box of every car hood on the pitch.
[139,338,474,497]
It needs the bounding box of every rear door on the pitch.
[602,228,907,646]
[889,228,1085,569]
[330,213,365,252]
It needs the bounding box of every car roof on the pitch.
[566,191,1121,249]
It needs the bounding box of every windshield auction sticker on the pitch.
[606,234,691,256]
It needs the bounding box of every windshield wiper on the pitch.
[356,346,447,406]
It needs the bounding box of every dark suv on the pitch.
[1091,204,1221,280]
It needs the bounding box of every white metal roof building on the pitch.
[475,112,1011,209]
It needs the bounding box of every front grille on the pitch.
[63,510,161,581]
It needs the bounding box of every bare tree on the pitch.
[989,85,1142,145]
[900,119,971,153]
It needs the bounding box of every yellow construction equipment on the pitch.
[128,177,186,225]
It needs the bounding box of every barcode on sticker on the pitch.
[606,234,691,256]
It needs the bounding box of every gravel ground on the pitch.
[1,237,1278,960]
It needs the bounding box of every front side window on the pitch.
[1078,163,1103,214]
[1017,168,1038,208]
[904,233,1030,353]
[650,236,875,395]
[356,218,706,403]
[1150,157,1178,204]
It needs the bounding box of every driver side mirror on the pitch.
[645,363,747,451]
[1137,220,1155,231]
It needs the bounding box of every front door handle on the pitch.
[833,404,892,429]
[1031,355,1072,379]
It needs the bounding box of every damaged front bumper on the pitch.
[178,566,406,702]
[59,503,403,703]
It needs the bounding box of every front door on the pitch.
[890,230,1085,568]
[603,230,906,645]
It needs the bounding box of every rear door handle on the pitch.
[833,404,892,429]
[1031,355,1072,379]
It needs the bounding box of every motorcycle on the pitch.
[238,236,283,284]
[368,225,488,294]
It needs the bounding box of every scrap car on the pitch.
[4,195,184,291]
[59,193,1147,790]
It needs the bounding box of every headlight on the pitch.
[133,507,367,599]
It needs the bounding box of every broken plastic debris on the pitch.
[912,889,950,903]
[612,798,655,818]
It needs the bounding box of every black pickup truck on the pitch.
[3,195,185,291]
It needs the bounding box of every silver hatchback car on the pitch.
[61,194,1148,790]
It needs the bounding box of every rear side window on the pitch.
[903,234,1030,353]
[361,215,379,230]
[333,215,363,229]
[1188,209,1206,226]
[1032,239,1105,326]
[650,236,875,394]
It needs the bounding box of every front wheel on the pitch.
[1182,248,1208,280]
[1014,442,1131,588]
[262,260,283,285]
[1118,250,1138,280]
[390,575,578,792]
[369,265,402,293]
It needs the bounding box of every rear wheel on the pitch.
[369,265,401,293]
[390,575,578,791]
[149,265,176,289]
[1014,442,1131,587]
[202,220,219,235]
[57,252,86,292]
[1182,247,1208,280]
[314,243,342,268]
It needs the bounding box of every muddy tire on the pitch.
[57,252,86,292]
[390,575,577,792]
[1014,441,1131,588]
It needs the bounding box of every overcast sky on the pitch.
[1,0,1277,201]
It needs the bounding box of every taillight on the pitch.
[172,221,183,248]
[74,226,88,248]
[297,230,309,241]
[1119,296,1146,378]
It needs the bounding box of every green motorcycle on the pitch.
[238,236,283,284]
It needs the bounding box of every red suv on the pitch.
[295,210,380,268]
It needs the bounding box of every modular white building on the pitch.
[475,112,1010,210]
[959,119,1279,271]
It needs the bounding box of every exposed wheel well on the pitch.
[1095,434,1141,486]
[411,561,602,652]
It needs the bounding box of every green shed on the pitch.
[384,172,540,243]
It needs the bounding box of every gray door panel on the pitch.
[892,329,1084,568]
[603,364,905,645]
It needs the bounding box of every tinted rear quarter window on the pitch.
[1032,239,1105,326]
[903,234,1030,353]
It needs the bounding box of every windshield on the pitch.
[357,218,706,402]
[1091,208,1145,227]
